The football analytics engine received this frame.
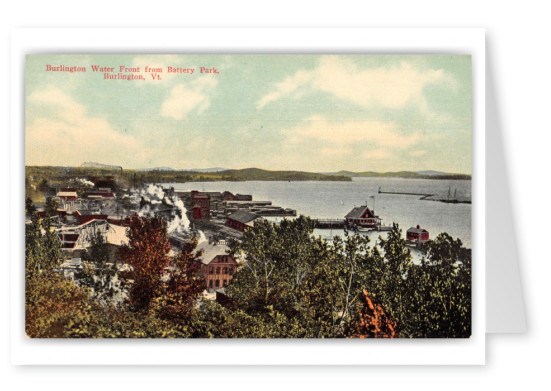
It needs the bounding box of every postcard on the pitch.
[24,53,474,341]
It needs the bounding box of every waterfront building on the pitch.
[345,205,380,228]
[406,225,430,244]
[226,210,262,231]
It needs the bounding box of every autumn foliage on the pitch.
[119,214,204,318]
[119,215,172,310]
[348,290,397,338]
[153,239,205,321]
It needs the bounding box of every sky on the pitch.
[25,54,472,174]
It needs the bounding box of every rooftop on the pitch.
[407,226,429,234]
[345,206,376,219]
[196,241,231,265]
[227,210,261,225]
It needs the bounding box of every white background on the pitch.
[1,0,549,389]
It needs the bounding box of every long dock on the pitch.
[315,219,394,232]
[315,219,347,229]
[378,189,434,199]
[378,187,471,204]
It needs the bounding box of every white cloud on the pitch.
[161,76,218,120]
[26,88,148,166]
[257,70,313,108]
[257,56,446,110]
[285,115,420,149]
[28,88,86,120]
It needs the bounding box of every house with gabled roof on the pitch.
[196,240,238,292]
[345,205,380,228]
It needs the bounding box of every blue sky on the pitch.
[25,54,471,174]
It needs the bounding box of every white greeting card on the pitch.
[11,27,487,365]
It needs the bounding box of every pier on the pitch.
[314,219,393,232]
[378,187,471,204]
[378,188,434,199]
[315,219,347,229]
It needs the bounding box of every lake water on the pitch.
[163,177,472,248]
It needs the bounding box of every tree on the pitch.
[119,215,205,324]
[325,233,372,333]
[360,225,471,338]
[413,233,471,337]
[45,196,59,217]
[152,236,205,322]
[368,224,413,334]
[119,215,172,311]
[25,199,62,278]
[26,271,101,338]
[227,216,374,337]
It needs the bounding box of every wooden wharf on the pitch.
[315,219,347,229]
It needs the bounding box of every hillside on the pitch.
[334,170,471,180]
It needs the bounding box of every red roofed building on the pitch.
[345,205,380,228]
[406,225,430,244]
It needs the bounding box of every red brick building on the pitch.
[197,241,238,292]
[192,194,210,219]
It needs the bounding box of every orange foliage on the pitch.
[348,290,397,338]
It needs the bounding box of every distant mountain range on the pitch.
[135,166,175,171]
[80,162,122,170]
[135,167,229,172]
[77,163,469,180]
[188,167,229,173]
[81,164,231,173]
[329,170,470,180]
[416,170,448,176]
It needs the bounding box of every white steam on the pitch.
[166,198,190,234]
[73,178,95,187]
[196,230,207,244]
[133,184,190,234]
